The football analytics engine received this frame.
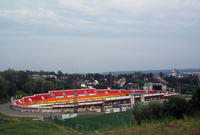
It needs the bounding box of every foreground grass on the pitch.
[91,117,200,135]
[0,113,75,135]
[1,112,200,135]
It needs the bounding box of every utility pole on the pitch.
[176,70,181,94]
[73,89,78,113]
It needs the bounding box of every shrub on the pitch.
[163,96,189,119]
[191,87,200,111]
[132,96,190,124]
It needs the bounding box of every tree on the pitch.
[57,70,64,78]
[0,78,10,98]
[159,72,164,78]
[191,87,200,111]
[23,81,34,95]
[163,96,189,118]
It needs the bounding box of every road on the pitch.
[0,103,43,118]
[0,103,105,119]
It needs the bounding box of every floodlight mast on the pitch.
[73,89,78,113]
[73,80,78,113]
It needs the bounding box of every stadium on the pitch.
[11,89,177,114]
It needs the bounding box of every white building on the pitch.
[143,83,167,91]
[168,68,178,77]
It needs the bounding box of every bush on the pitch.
[163,96,189,119]
[132,96,190,124]
[148,102,164,120]
[191,87,200,111]
[132,102,164,124]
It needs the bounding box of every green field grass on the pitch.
[55,111,133,133]
[0,113,74,135]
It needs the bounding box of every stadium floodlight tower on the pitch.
[73,89,78,113]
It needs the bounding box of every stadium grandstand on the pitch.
[11,89,178,114]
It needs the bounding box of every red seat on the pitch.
[134,90,145,93]
[168,92,173,94]
[77,90,85,95]
[86,89,95,94]
[110,90,119,94]
[22,97,29,102]
[96,90,106,94]
[50,91,63,96]
[160,91,167,94]
[35,94,52,99]
[148,90,157,94]
[63,90,75,96]
[30,96,41,100]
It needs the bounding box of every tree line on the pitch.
[0,69,199,99]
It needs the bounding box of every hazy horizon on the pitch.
[1,66,200,74]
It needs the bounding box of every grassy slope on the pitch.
[0,113,76,135]
[0,112,200,135]
[91,117,200,135]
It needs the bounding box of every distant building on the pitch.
[125,83,139,90]
[143,83,167,91]
[84,80,90,85]
[168,68,184,78]
[117,78,126,87]
[183,72,200,77]
[32,74,41,79]
[92,80,99,86]
[40,75,58,80]
[81,83,87,88]
[112,81,117,85]
[60,76,68,81]
[168,68,178,77]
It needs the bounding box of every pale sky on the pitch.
[0,0,200,73]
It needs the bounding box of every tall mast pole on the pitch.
[73,80,78,113]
